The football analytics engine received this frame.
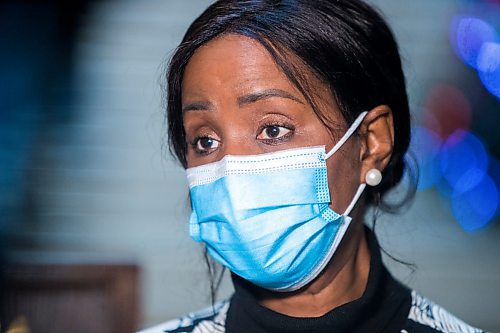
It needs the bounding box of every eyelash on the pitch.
[189,135,218,155]
[257,121,295,144]
[188,120,296,156]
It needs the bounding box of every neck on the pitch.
[257,218,371,317]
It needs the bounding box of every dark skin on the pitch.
[182,34,395,317]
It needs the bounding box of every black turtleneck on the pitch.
[147,227,486,333]
[225,227,412,333]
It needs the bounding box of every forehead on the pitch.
[182,34,302,100]
[181,33,342,128]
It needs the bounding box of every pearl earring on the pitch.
[365,169,382,186]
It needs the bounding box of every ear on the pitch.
[358,105,394,184]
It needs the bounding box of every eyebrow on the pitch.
[237,89,304,106]
[182,101,213,113]
[182,88,304,112]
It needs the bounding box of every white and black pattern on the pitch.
[137,299,229,333]
[407,291,486,333]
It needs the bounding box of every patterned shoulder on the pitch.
[136,299,229,333]
[406,291,487,333]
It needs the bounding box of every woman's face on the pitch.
[181,34,363,214]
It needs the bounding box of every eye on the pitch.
[257,125,292,140]
[192,136,220,154]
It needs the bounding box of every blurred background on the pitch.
[1,0,499,332]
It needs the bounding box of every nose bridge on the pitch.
[217,115,259,157]
[220,131,256,157]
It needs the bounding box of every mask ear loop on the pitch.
[321,110,369,216]
[344,168,383,216]
[343,183,367,216]
[325,111,368,159]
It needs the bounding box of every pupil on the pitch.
[200,138,213,149]
[266,126,280,138]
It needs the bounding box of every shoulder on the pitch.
[402,290,487,333]
[136,299,229,333]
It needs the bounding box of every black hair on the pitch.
[165,0,416,299]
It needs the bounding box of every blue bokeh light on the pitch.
[488,158,500,217]
[450,16,498,69]
[410,126,443,190]
[451,175,498,231]
[477,42,500,98]
[439,130,489,193]
[435,176,453,199]
[446,14,500,230]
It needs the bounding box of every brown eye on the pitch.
[194,136,220,154]
[266,126,281,138]
[257,125,292,140]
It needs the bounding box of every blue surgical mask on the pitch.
[186,111,368,291]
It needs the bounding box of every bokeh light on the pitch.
[451,175,498,231]
[450,16,498,69]
[477,42,500,98]
[489,158,500,217]
[423,84,472,139]
[439,130,489,193]
[445,12,500,231]
[435,175,454,199]
[410,126,443,190]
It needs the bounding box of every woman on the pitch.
[141,0,486,332]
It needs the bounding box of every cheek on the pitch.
[326,140,362,213]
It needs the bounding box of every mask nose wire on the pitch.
[324,111,368,159]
